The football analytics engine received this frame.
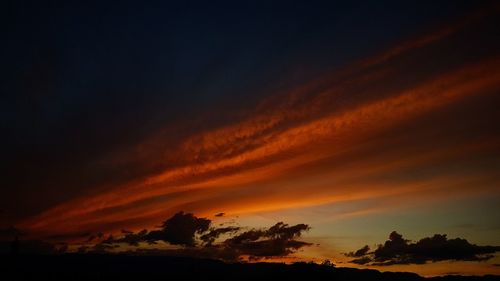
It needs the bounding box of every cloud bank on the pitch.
[347,231,500,266]
[80,212,312,261]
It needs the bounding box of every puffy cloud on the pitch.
[144,212,210,247]
[350,256,372,265]
[224,222,311,259]
[87,243,119,254]
[99,212,210,247]
[97,212,311,261]
[113,229,149,247]
[347,231,500,265]
[86,233,99,242]
[345,245,370,258]
[200,226,240,246]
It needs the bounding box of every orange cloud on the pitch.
[18,11,500,242]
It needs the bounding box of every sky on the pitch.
[1,0,500,277]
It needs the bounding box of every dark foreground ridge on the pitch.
[1,254,499,281]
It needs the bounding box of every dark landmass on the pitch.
[1,254,499,281]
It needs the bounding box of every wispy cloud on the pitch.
[17,11,500,247]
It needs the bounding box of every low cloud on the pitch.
[224,222,311,259]
[346,231,500,266]
[200,226,241,246]
[145,212,211,247]
[2,212,310,260]
[95,211,311,261]
[345,245,370,258]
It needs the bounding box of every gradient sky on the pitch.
[2,0,500,276]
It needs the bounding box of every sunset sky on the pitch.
[2,1,500,277]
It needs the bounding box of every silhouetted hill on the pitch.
[1,254,499,281]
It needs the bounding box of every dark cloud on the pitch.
[221,222,311,259]
[88,243,119,254]
[347,231,500,266]
[200,226,240,246]
[1,213,307,261]
[85,231,104,243]
[112,229,149,247]
[144,212,211,247]
[345,245,370,258]
[97,212,311,261]
[350,256,373,265]
[102,212,219,247]
[215,212,225,217]
[267,222,310,240]
[77,245,89,253]
[102,234,115,244]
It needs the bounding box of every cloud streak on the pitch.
[14,10,500,248]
